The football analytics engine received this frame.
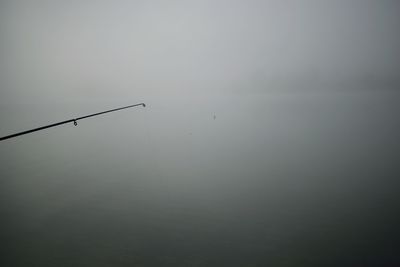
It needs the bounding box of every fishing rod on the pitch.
[0,103,146,141]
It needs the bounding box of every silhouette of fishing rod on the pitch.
[0,103,146,141]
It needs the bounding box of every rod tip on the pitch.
[142,103,146,107]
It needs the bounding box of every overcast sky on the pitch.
[1,0,399,102]
[1,1,400,266]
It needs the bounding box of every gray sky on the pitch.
[1,0,399,103]
[1,1,400,266]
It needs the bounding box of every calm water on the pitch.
[1,91,400,266]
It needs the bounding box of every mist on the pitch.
[1,1,400,266]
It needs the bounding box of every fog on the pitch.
[1,1,400,266]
